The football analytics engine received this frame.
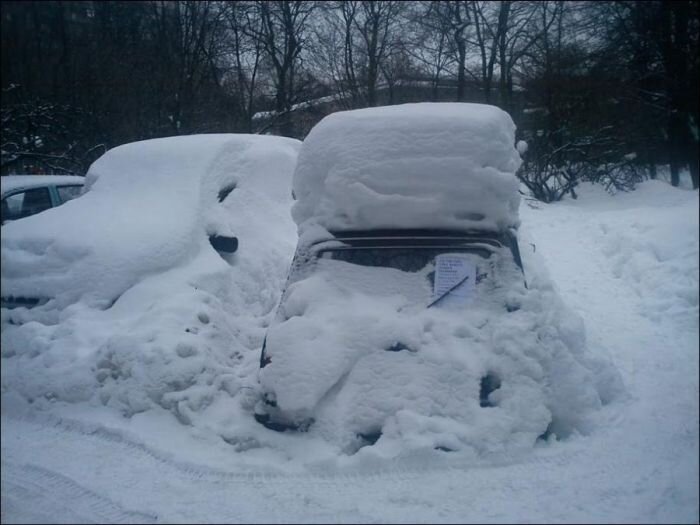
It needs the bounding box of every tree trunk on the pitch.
[661,1,690,187]
[497,2,511,109]
[456,40,466,101]
[689,139,699,189]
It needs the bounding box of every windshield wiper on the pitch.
[426,273,471,309]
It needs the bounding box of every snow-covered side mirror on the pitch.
[209,234,238,254]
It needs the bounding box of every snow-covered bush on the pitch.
[517,127,651,202]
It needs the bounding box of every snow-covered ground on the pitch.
[2,176,697,523]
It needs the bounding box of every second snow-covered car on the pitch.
[255,103,617,456]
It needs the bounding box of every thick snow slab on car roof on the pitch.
[292,103,522,236]
[1,134,301,308]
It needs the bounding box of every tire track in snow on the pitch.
[2,408,580,487]
[2,410,440,484]
[1,460,158,524]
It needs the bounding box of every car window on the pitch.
[3,193,24,218]
[56,185,83,203]
[1,187,52,222]
[318,245,497,298]
[318,246,494,273]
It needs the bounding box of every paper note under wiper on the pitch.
[431,255,476,307]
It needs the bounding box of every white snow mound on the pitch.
[291,103,522,236]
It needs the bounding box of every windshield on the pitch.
[280,231,523,315]
[318,245,495,273]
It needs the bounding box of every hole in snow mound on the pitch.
[479,372,501,407]
[209,235,238,254]
[385,341,413,352]
[217,183,236,202]
[357,431,382,446]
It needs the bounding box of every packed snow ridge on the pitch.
[291,103,522,239]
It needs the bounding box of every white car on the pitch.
[1,174,85,225]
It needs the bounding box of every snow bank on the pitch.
[291,103,522,237]
[540,181,699,333]
[1,134,301,420]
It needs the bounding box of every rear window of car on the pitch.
[318,245,494,273]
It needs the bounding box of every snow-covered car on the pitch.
[1,174,84,225]
[1,133,302,421]
[254,103,618,455]
[256,226,526,434]
[1,134,300,311]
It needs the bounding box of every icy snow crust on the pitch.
[291,103,522,237]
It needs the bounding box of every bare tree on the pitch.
[312,0,362,108]
[222,1,265,132]
[418,1,473,101]
[149,1,227,135]
[403,2,454,101]
[252,0,316,136]
[313,1,405,108]
[355,1,405,106]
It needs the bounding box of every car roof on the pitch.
[1,175,85,197]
